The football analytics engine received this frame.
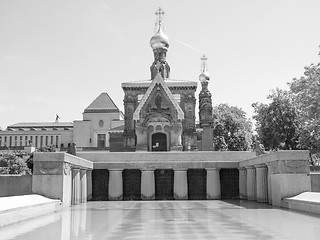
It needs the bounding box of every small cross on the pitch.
[201,54,207,62]
[201,54,208,71]
[155,7,165,22]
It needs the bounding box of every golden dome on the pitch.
[199,66,210,83]
[150,27,169,50]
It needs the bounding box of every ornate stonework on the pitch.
[269,160,310,174]
[34,161,64,175]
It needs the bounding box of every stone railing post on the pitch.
[80,169,87,203]
[238,167,247,200]
[108,169,123,200]
[255,164,268,203]
[141,170,155,200]
[265,163,272,204]
[86,170,92,201]
[72,168,81,205]
[245,166,256,201]
[206,168,221,200]
[174,169,188,200]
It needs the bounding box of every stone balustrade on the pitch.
[32,152,93,207]
[31,150,311,207]
[239,150,311,206]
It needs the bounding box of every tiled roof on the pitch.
[84,93,119,113]
[8,122,73,128]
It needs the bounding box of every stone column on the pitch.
[206,168,221,200]
[245,166,256,201]
[266,163,272,204]
[141,170,155,200]
[86,170,92,201]
[108,169,123,200]
[255,164,268,203]
[72,169,81,205]
[174,169,188,200]
[80,169,87,203]
[238,167,247,200]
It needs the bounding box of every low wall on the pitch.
[239,150,311,207]
[0,175,32,197]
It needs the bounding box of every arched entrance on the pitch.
[152,133,167,151]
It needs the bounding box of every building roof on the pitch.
[109,124,125,132]
[8,122,73,128]
[84,93,120,113]
[121,79,197,89]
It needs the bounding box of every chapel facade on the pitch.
[121,8,199,152]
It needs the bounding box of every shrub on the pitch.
[0,152,31,175]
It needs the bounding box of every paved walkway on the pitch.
[1,200,320,239]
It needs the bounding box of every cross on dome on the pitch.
[155,7,165,24]
[199,54,210,83]
[150,7,169,50]
[201,54,208,71]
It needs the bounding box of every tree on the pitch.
[212,104,253,151]
[0,152,31,175]
[288,50,320,153]
[252,88,300,151]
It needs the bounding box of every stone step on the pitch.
[0,194,61,227]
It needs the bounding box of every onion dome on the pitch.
[199,55,210,83]
[150,7,169,50]
[150,27,169,50]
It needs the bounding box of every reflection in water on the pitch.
[1,200,320,239]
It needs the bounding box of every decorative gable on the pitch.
[133,73,184,121]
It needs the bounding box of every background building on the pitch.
[0,93,124,151]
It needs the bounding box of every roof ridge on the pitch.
[84,93,119,113]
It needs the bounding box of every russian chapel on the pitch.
[121,8,213,152]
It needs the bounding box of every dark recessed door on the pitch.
[152,133,167,151]
[188,169,207,200]
[155,169,174,200]
[123,169,141,200]
[220,168,239,199]
[92,169,109,201]
[97,134,106,148]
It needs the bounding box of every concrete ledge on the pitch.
[94,161,240,170]
[239,150,309,168]
[283,192,320,215]
[78,151,256,163]
[34,152,93,170]
[0,194,61,227]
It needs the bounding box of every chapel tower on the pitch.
[199,55,213,151]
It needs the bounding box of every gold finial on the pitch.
[154,7,165,33]
[199,54,210,83]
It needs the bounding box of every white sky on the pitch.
[0,0,320,129]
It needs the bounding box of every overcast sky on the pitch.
[1,0,320,129]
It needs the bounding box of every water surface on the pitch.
[1,200,320,239]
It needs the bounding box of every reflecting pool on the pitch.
[1,200,320,239]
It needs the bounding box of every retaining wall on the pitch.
[0,175,32,197]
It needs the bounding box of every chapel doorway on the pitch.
[151,133,167,151]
